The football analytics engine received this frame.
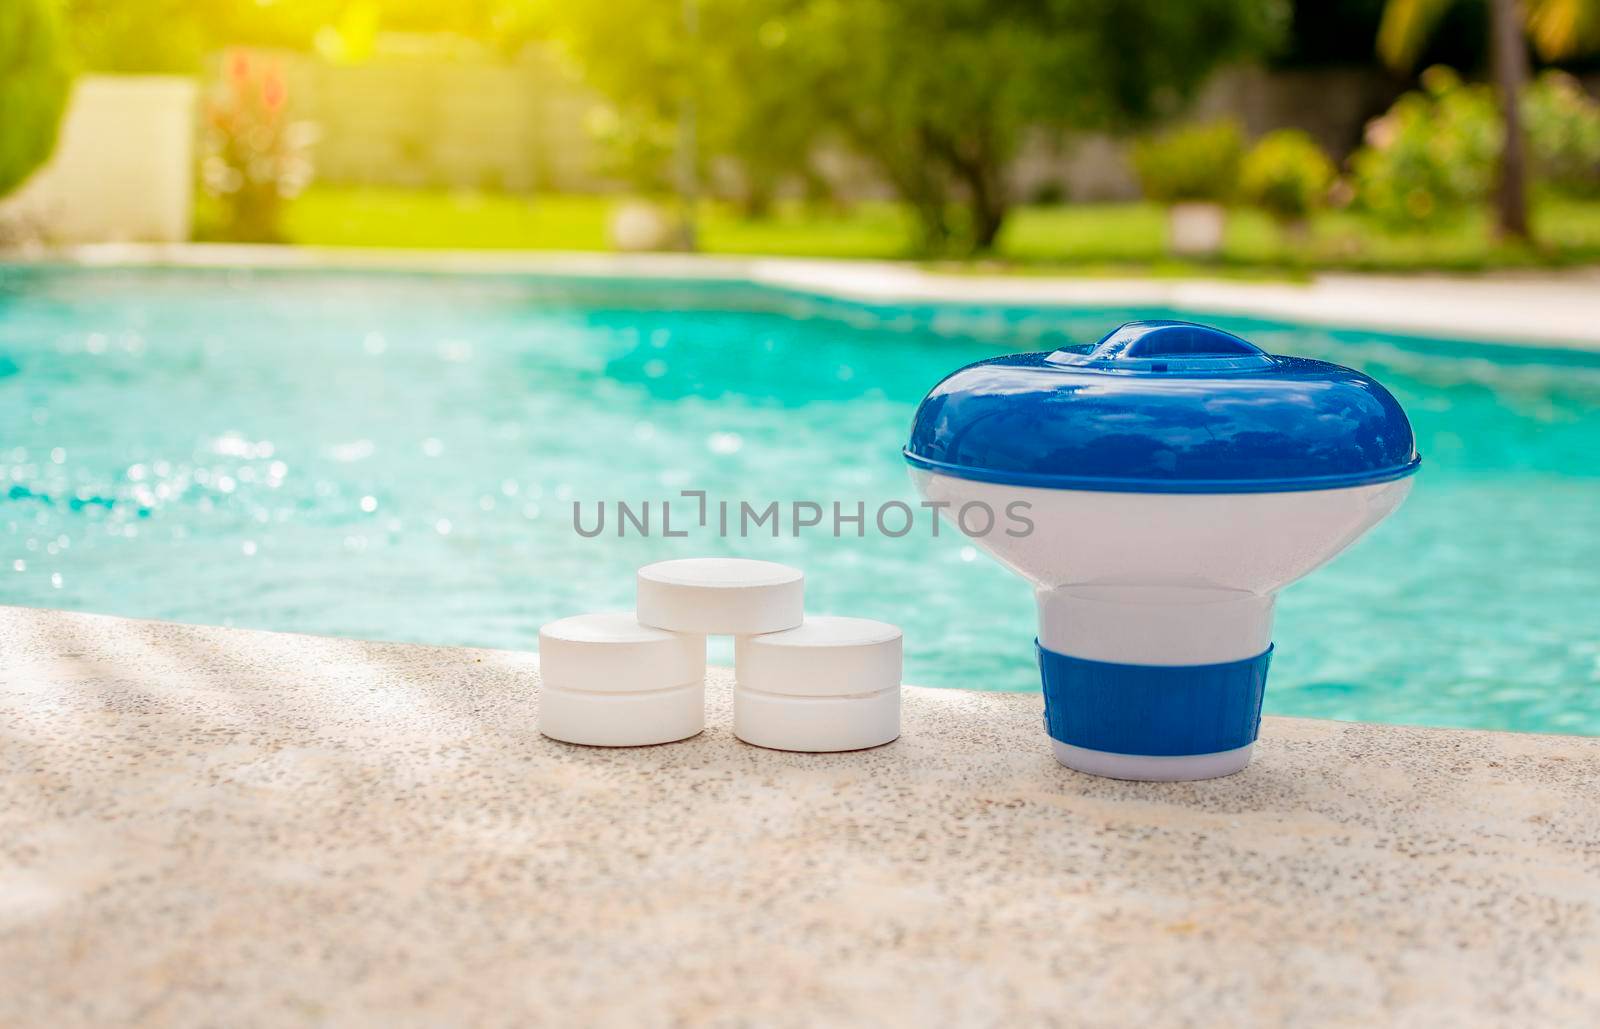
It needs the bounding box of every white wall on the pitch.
[1,76,197,244]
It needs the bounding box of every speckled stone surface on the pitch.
[2,605,1597,1028]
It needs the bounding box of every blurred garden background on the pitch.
[3,0,1600,273]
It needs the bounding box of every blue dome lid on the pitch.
[903,320,1420,494]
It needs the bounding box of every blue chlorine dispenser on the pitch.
[905,320,1419,781]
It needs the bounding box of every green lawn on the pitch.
[274,188,914,259]
[269,186,1600,274]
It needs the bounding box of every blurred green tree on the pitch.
[1,0,73,199]
[544,0,832,233]
[65,0,210,72]
[63,1,514,73]
[556,0,1281,255]
[795,0,1280,254]
[1378,0,1600,240]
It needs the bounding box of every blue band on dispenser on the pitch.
[1037,643,1272,757]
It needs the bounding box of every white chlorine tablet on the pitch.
[734,689,901,754]
[735,616,902,696]
[540,683,704,748]
[636,558,804,636]
[538,612,706,747]
[734,615,902,752]
[539,611,705,691]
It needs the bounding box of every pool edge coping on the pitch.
[3,602,1598,1025]
[4,242,1598,352]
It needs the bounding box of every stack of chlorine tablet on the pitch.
[537,612,706,747]
[537,557,902,753]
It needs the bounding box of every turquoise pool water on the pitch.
[2,265,1597,735]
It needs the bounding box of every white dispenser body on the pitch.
[911,468,1412,779]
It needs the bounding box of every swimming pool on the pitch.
[2,264,1596,735]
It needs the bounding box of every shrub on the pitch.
[1351,67,1499,228]
[1240,129,1335,224]
[1030,180,1068,206]
[1351,66,1600,227]
[1131,120,1245,204]
[0,0,73,199]
[200,50,315,242]
[1524,72,1600,198]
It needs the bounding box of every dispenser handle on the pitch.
[1048,320,1276,373]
